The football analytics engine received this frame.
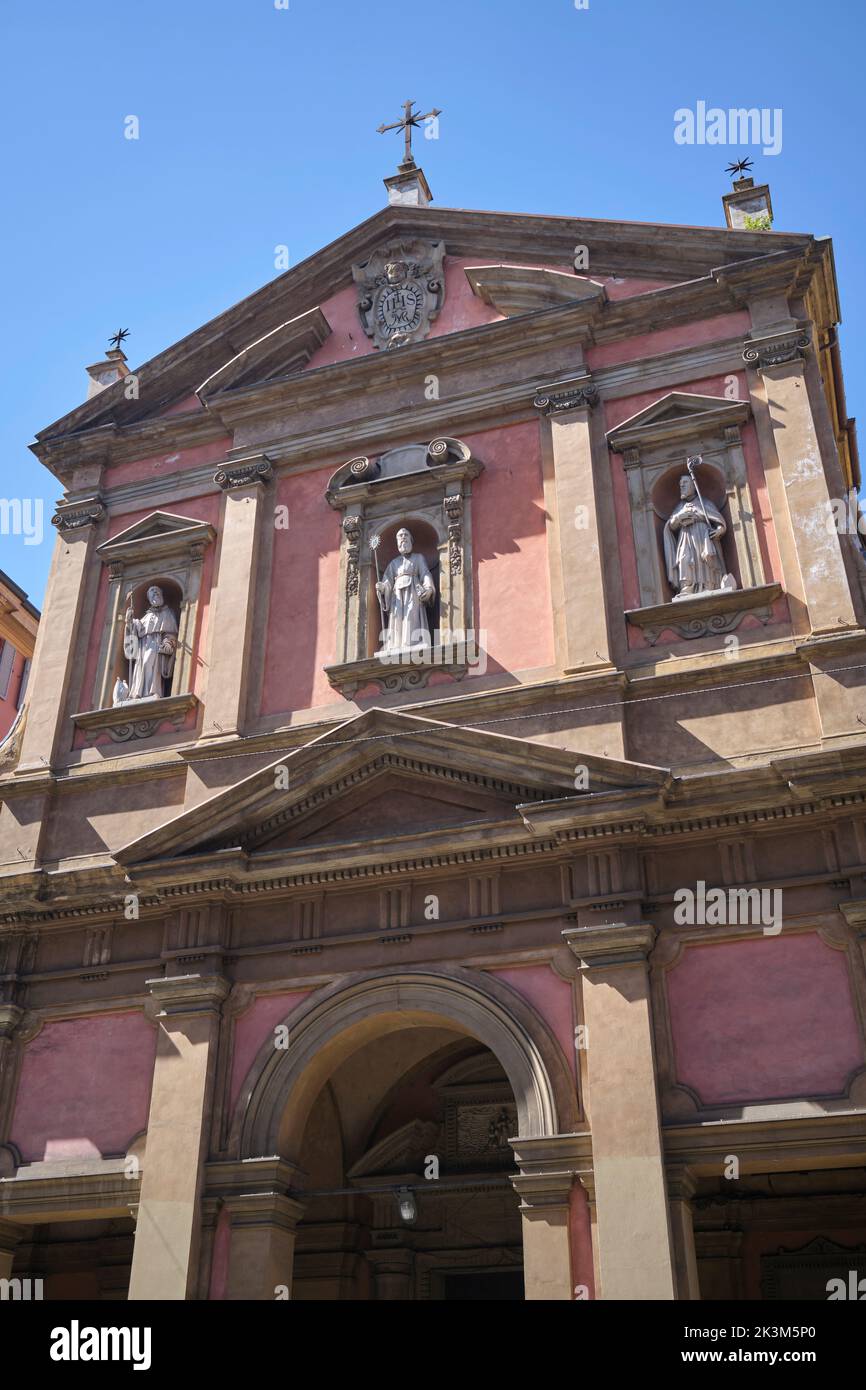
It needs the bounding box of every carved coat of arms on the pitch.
[353,239,446,350]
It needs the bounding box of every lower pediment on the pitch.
[258,769,523,851]
[115,707,671,868]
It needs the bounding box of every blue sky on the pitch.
[2,0,864,606]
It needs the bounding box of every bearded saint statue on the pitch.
[375,527,436,653]
[114,585,179,704]
[663,474,733,598]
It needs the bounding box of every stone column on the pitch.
[744,329,859,636]
[667,1165,701,1299]
[534,381,616,673]
[510,1134,587,1300]
[202,456,273,739]
[563,922,677,1300]
[16,497,105,776]
[128,974,228,1301]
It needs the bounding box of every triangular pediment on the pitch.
[607,392,751,452]
[97,510,216,564]
[35,201,811,454]
[261,768,523,852]
[115,707,670,869]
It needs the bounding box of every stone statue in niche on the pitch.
[663,474,736,599]
[375,528,436,654]
[113,584,178,705]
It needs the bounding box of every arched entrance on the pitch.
[223,968,585,1300]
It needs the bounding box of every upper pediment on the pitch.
[34,201,813,459]
[115,707,670,870]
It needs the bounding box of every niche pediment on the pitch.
[96,511,215,565]
[607,392,751,453]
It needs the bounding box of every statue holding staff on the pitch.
[375,527,436,653]
[114,584,178,704]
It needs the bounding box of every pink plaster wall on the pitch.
[488,964,576,1080]
[228,990,312,1116]
[105,434,230,491]
[10,1011,156,1163]
[260,420,554,717]
[464,420,554,678]
[75,490,221,744]
[260,464,341,715]
[587,310,751,372]
[666,933,865,1106]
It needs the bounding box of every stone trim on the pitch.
[562,921,657,968]
[145,973,230,1017]
[72,692,198,743]
[213,456,274,491]
[743,326,811,371]
[509,1132,593,1209]
[625,582,782,645]
[324,644,472,699]
[533,377,598,416]
[51,496,106,532]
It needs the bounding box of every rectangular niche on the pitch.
[607,394,766,612]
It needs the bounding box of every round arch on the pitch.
[234,966,577,1161]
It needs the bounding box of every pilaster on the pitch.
[202,456,273,739]
[16,496,106,776]
[128,974,229,1301]
[563,922,677,1300]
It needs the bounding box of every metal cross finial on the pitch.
[108,328,129,351]
[377,99,441,170]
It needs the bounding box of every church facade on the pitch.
[1,156,865,1301]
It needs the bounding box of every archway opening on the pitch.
[291,1025,524,1301]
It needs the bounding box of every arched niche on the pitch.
[324,438,483,697]
[365,515,442,657]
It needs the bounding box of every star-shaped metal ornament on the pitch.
[108,328,129,351]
